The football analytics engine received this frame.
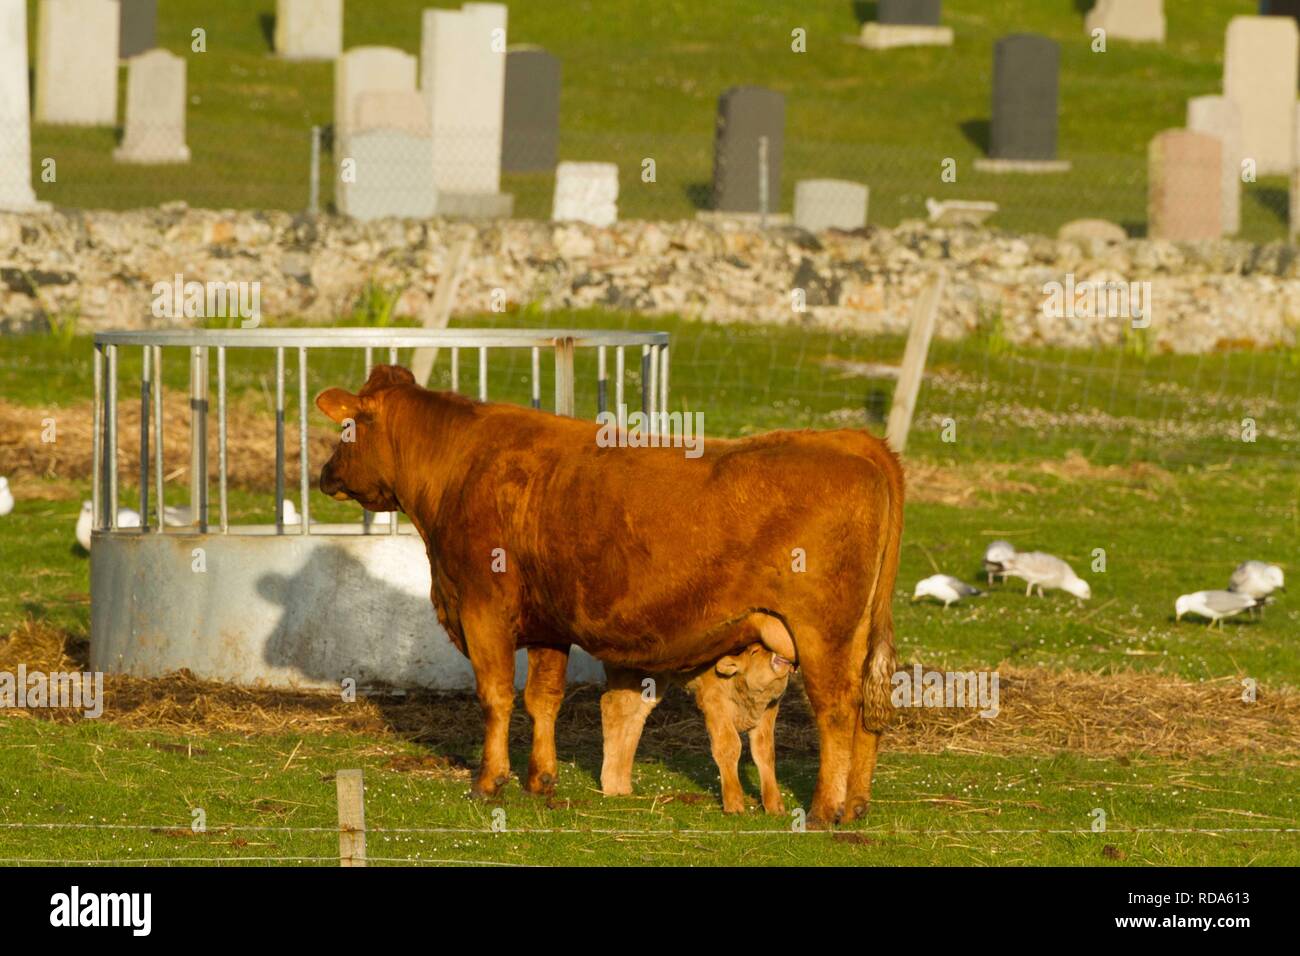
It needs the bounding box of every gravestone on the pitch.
[0,0,46,211]
[118,0,156,59]
[35,0,119,126]
[1148,129,1221,241]
[1186,96,1241,235]
[1085,0,1165,44]
[1261,1,1300,23]
[354,91,430,136]
[711,86,784,213]
[337,128,437,221]
[858,0,950,49]
[1223,16,1298,175]
[422,4,509,197]
[987,34,1060,163]
[794,179,869,232]
[275,0,343,61]
[334,47,417,144]
[878,0,942,25]
[502,47,560,172]
[552,161,618,227]
[114,49,190,163]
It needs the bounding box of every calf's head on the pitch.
[315,364,414,513]
[715,643,794,710]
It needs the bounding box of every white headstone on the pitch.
[1085,0,1165,43]
[552,161,618,227]
[421,3,507,195]
[275,0,343,61]
[794,179,869,232]
[113,49,190,163]
[334,46,417,146]
[0,0,46,211]
[35,0,120,126]
[337,128,437,221]
[354,91,430,136]
[1186,95,1241,235]
[1223,15,1299,176]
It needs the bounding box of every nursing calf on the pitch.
[602,616,797,813]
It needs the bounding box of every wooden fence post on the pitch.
[411,239,472,387]
[336,769,366,867]
[885,270,946,454]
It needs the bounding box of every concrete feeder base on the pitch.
[89,526,606,691]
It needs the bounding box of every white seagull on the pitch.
[76,500,141,551]
[162,504,196,527]
[913,574,984,608]
[279,499,302,526]
[1228,561,1285,600]
[0,477,13,516]
[1001,551,1091,600]
[1175,590,1265,629]
[983,540,1017,585]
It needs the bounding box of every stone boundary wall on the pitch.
[2,205,1299,353]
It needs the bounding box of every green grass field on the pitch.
[1,309,1297,865]
[24,0,1287,238]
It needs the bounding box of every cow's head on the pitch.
[315,364,415,513]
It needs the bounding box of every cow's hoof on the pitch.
[808,804,844,829]
[471,774,509,799]
[763,801,787,816]
[843,799,870,822]
[525,771,556,796]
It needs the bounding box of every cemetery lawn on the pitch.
[2,308,1298,864]
[25,0,1287,239]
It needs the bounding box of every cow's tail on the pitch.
[861,445,904,733]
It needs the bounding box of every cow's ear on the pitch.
[714,656,741,677]
[364,364,416,391]
[316,388,360,424]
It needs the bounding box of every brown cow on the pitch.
[602,635,795,814]
[316,366,903,824]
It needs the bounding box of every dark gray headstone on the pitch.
[989,34,1059,161]
[1261,1,1300,17]
[119,0,157,60]
[711,86,784,213]
[502,48,560,173]
[878,0,942,26]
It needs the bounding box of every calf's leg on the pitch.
[749,704,785,814]
[701,703,746,814]
[599,666,660,795]
[523,644,570,795]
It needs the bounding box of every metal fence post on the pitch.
[309,125,321,216]
[140,346,151,530]
[554,336,575,416]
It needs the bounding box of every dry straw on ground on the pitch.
[4,621,1296,761]
[0,394,337,492]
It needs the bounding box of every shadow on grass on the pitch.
[684,181,713,210]
[959,118,990,156]
[1247,185,1289,229]
[258,13,276,53]
[850,1,879,26]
